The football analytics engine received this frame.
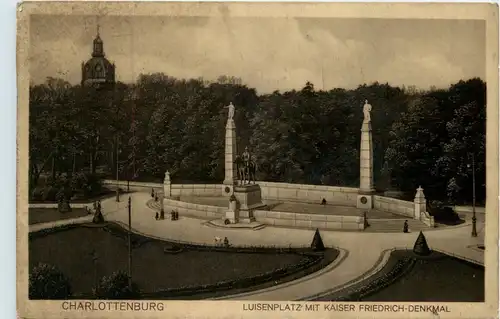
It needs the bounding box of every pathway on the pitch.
[31,192,485,301]
[107,192,485,300]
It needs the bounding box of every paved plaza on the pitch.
[29,191,485,301]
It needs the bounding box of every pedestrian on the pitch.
[403,220,409,233]
[151,188,155,198]
[224,236,229,247]
[321,198,327,206]
[155,212,159,220]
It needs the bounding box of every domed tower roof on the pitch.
[81,25,116,88]
[92,27,104,57]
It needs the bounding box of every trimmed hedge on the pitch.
[332,257,416,301]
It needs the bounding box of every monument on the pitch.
[222,102,238,197]
[357,100,375,209]
[222,103,266,224]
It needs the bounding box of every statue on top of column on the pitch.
[363,100,372,123]
[226,102,235,120]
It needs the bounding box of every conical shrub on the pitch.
[310,228,325,251]
[413,231,431,256]
[93,210,105,224]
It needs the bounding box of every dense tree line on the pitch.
[29,75,486,204]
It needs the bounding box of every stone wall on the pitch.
[373,195,414,217]
[163,198,225,220]
[257,182,358,206]
[105,180,422,220]
[420,211,435,227]
[104,179,359,206]
[171,184,222,197]
[253,210,365,231]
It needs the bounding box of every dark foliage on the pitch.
[29,76,486,203]
[72,173,104,198]
[93,271,141,299]
[428,201,462,225]
[29,263,72,299]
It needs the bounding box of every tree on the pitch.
[29,263,72,299]
[29,74,486,207]
[384,78,486,202]
[438,79,486,204]
[94,271,140,299]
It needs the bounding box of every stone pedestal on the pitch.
[357,118,375,209]
[224,198,239,224]
[356,194,373,210]
[163,171,171,198]
[223,119,237,196]
[414,186,426,219]
[233,184,266,223]
[225,210,239,224]
[359,120,375,193]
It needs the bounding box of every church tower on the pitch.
[81,25,116,89]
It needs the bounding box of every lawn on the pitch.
[29,208,90,225]
[315,250,484,302]
[29,223,337,299]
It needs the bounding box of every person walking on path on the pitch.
[403,220,409,233]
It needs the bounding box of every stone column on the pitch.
[222,114,237,196]
[163,170,171,198]
[414,186,426,220]
[357,100,375,209]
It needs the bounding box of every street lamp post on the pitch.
[115,134,120,202]
[468,153,478,237]
[91,249,99,293]
[127,196,132,288]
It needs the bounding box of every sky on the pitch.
[29,15,486,94]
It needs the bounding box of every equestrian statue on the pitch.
[235,146,257,185]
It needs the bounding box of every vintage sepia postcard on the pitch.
[17,2,499,318]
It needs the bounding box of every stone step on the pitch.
[364,219,429,233]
